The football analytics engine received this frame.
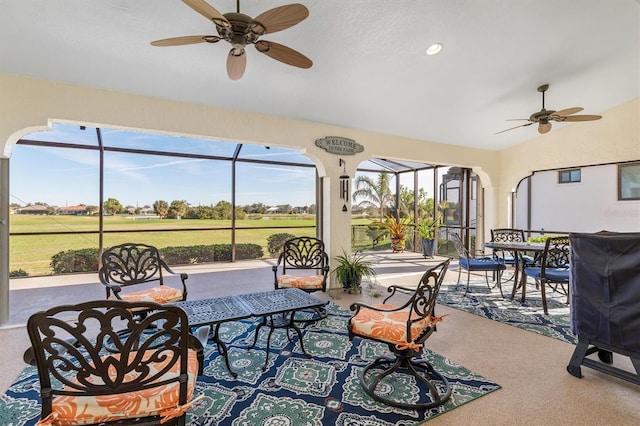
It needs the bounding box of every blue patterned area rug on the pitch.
[0,302,500,425]
[438,279,576,345]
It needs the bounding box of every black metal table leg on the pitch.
[250,310,313,371]
[213,323,237,378]
[286,311,312,358]
[248,316,267,350]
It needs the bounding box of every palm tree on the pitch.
[353,173,394,219]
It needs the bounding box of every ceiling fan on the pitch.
[496,84,602,135]
[151,0,312,80]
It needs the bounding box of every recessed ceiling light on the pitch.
[426,43,443,56]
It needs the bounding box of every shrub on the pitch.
[234,244,264,260]
[50,243,264,274]
[266,233,297,257]
[9,269,29,277]
[50,248,100,274]
[160,244,263,264]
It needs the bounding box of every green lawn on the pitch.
[9,215,376,276]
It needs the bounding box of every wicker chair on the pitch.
[25,300,203,425]
[99,243,188,305]
[348,259,452,409]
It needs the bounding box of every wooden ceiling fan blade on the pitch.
[151,35,217,46]
[562,114,602,122]
[182,0,231,28]
[227,48,247,80]
[255,40,312,68]
[495,122,533,135]
[552,107,583,117]
[538,123,552,134]
[249,4,309,35]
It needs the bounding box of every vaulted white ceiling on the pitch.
[1,0,638,151]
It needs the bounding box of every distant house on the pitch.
[57,205,88,215]
[266,206,284,214]
[17,205,49,215]
[124,206,155,215]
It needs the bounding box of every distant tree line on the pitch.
[15,198,316,219]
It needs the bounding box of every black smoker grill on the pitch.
[567,231,640,385]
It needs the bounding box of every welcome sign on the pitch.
[315,136,364,155]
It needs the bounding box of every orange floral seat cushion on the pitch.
[41,349,199,426]
[350,304,431,345]
[277,274,325,290]
[110,285,183,305]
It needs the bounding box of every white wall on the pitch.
[500,98,640,229]
[516,164,640,233]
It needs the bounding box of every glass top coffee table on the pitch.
[175,288,326,376]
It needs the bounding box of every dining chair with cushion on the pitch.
[452,233,507,296]
[347,258,452,409]
[25,299,204,426]
[99,242,188,305]
[490,228,536,268]
[272,236,329,320]
[523,236,570,315]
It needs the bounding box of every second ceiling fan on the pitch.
[151,0,312,80]
[496,84,602,135]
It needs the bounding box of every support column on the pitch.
[0,158,9,325]
[321,159,356,291]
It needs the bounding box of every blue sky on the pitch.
[10,124,318,208]
[10,124,437,210]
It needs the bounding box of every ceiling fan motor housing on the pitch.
[529,109,555,123]
[217,12,259,47]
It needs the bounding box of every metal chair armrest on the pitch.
[349,300,403,314]
[103,282,123,299]
[186,333,205,375]
[159,259,189,298]
[272,255,284,288]
[160,259,188,280]
[383,284,417,304]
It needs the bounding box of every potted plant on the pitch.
[332,250,376,293]
[417,213,443,258]
[374,215,412,252]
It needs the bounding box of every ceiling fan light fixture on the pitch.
[426,43,443,56]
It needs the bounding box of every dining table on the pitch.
[482,241,546,302]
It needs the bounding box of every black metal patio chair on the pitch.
[272,236,329,321]
[452,233,507,296]
[99,242,188,305]
[523,236,570,315]
[25,299,203,425]
[347,259,452,409]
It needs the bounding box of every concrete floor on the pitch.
[1,251,639,425]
